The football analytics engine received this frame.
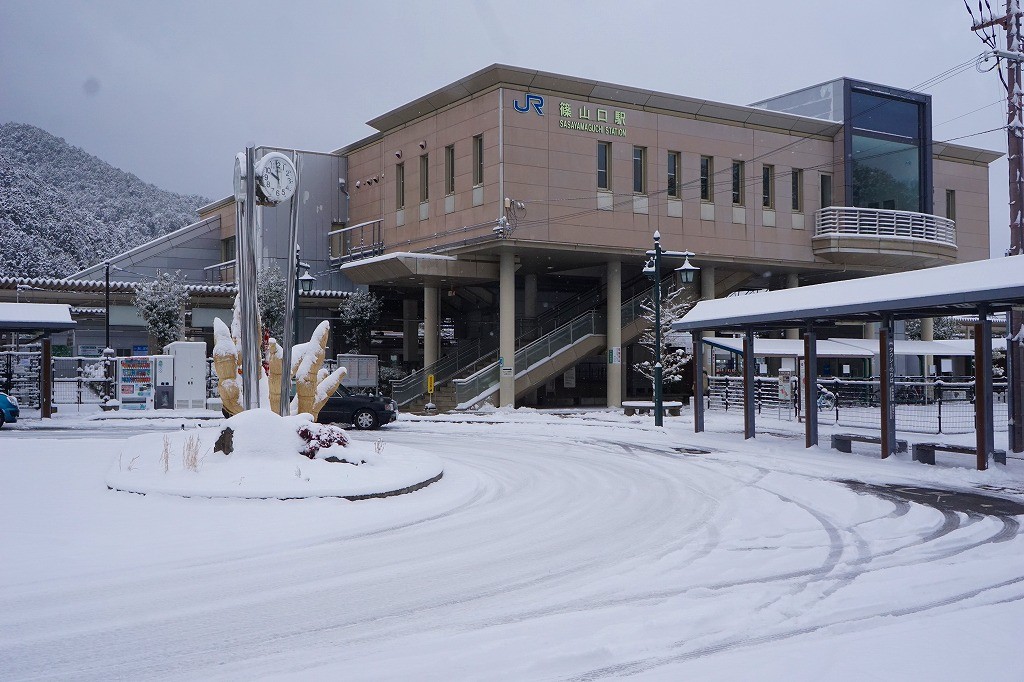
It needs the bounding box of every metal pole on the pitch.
[742,327,755,439]
[693,327,705,433]
[653,233,663,426]
[279,152,300,416]
[976,306,995,469]
[239,145,261,410]
[804,328,818,447]
[104,261,110,351]
[880,317,897,459]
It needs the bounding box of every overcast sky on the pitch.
[0,0,1013,256]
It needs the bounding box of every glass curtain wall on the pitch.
[848,89,926,213]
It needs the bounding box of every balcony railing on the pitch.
[815,207,956,246]
[329,219,384,262]
[204,259,236,284]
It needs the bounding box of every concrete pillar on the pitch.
[403,298,418,366]
[700,265,716,375]
[864,322,879,377]
[524,273,537,319]
[499,251,516,407]
[921,317,934,380]
[424,286,438,368]
[606,260,622,407]
[785,273,800,341]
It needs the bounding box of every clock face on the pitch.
[255,152,297,204]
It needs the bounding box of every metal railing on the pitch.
[390,338,495,407]
[455,311,601,407]
[814,206,956,246]
[203,259,236,284]
[706,375,1007,435]
[329,219,384,262]
[452,284,659,408]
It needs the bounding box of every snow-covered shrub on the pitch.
[134,270,189,348]
[296,422,358,462]
[257,265,286,342]
[337,291,383,354]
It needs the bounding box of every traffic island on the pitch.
[105,410,443,499]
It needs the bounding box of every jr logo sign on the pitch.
[513,94,544,115]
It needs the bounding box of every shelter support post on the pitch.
[1010,307,1024,453]
[41,335,52,419]
[804,328,818,448]
[880,317,897,458]
[743,327,755,439]
[976,308,995,470]
[693,328,705,433]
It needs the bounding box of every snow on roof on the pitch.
[339,252,456,270]
[0,303,75,329]
[674,256,1024,331]
[704,337,873,358]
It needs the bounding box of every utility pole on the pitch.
[969,0,1024,452]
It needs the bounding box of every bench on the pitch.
[830,433,908,454]
[623,401,683,417]
[912,442,1007,466]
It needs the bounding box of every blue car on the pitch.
[0,392,19,428]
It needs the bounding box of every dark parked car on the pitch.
[0,391,20,428]
[317,385,397,430]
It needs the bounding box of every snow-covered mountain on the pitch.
[0,123,209,278]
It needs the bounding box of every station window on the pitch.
[945,189,956,221]
[732,160,745,206]
[667,151,681,199]
[820,173,833,209]
[396,162,405,210]
[445,145,455,195]
[762,164,775,209]
[472,135,484,186]
[633,146,647,194]
[700,156,713,202]
[791,168,804,212]
[419,154,429,203]
[597,142,611,191]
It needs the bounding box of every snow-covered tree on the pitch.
[134,271,189,348]
[337,291,383,354]
[257,265,286,342]
[904,317,964,340]
[635,285,697,390]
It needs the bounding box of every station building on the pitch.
[8,64,999,410]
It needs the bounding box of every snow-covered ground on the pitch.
[1,406,1022,680]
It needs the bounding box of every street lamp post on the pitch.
[295,255,314,345]
[643,231,698,427]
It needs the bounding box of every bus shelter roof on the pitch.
[673,256,1024,332]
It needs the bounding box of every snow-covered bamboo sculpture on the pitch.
[212,308,347,420]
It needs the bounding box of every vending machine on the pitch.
[117,357,153,410]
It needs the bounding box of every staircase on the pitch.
[452,285,660,409]
[392,276,666,413]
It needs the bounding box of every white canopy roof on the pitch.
[704,337,873,358]
[704,336,1001,358]
[674,256,1024,331]
[0,303,75,330]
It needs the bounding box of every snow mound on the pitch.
[105,410,443,499]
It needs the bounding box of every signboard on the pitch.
[132,345,149,356]
[608,347,621,365]
[563,367,576,388]
[501,367,513,377]
[778,370,793,402]
[78,345,101,357]
[427,374,435,394]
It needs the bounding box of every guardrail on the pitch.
[814,207,956,246]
